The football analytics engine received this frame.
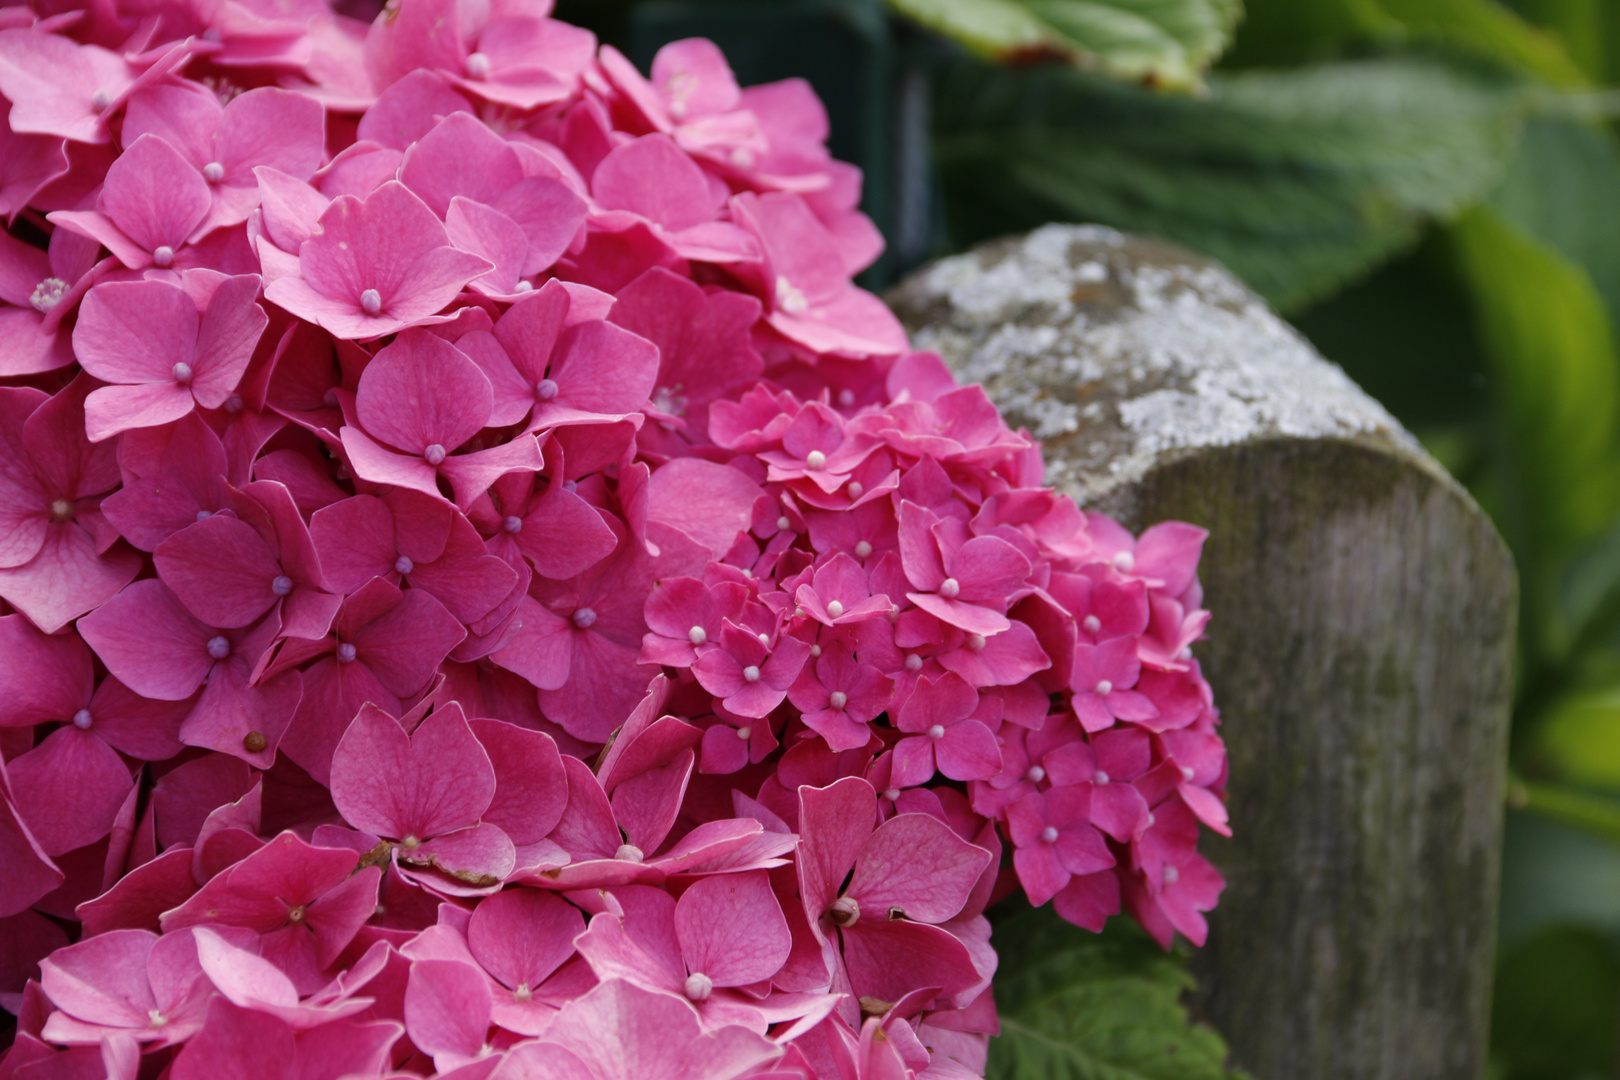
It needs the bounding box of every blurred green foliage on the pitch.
[567,0,1620,1071]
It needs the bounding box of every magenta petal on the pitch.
[405,822,517,884]
[329,702,495,842]
[469,720,568,844]
[839,919,981,1005]
[489,596,573,689]
[0,789,60,917]
[0,614,91,725]
[73,279,198,384]
[848,814,991,924]
[647,458,763,560]
[339,425,441,498]
[83,382,197,443]
[170,994,295,1080]
[406,959,492,1062]
[437,434,544,510]
[354,588,466,697]
[38,929,159,1029]
[78,580,214,700]
[101,135,210,256]
[466,887,582,991]
[356,329,493,456]
[933,720,1002,782]
[8,727,132,856]
[675,870,790,987]
[155,515,284,629]
[189,274,268,408]
[179,660,301,769]
[796,778,876,919]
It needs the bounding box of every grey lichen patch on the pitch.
[888,224,1421,506]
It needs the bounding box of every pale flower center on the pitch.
[1095,680,1113,696]
[152,245,175,268]
[271,575,293,596]
[572,608,597,629]
[73,709,93,730]
[684,972,712,1001]
[938,578,960,598]
[688,625,707,645]
[30,277,67,313]
[503,516,523,533]
[336,643,358,663]
[826,600,845,618]
[614,843,644,863]
[735,726,752,741]
[805,450,826,470]
[465,51,492,78]
[742,665,760,683]
[207,636,230,660]
[535,378,559,401]
[776,276,808,314]
[1113,550,1135,572]
[423,444,447,466]
[1083,615,1102,634]
[1041,826,1060,844]
[829,691,848,710]
[1026,765,1045,783]
[847,481,863,498]
[854,540,873,559]
[360,288,383,315]
[50,499,73,520]
[203,161,226,183]
[394,556,414,575]
[830,896,860,927]
[927,724,946,739]
[171,362,192,383]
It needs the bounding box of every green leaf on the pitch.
[933,55,1526,309]
[884,0,1241,89]
[987,904,1239,1080]
[1526,692,1620,791]
[1449,206,1620,568]
[1492,923,1620,1078]
[1224,0,1588,87]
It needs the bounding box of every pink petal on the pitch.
[404,959,492,1061]
[399,112,523,218]
[593,134,718,233]
[933,720,1002,782]
[154,515,284,629]
[675,870,790,987]
[38,929,158,1029]
[796,778,876,920]
[839,919,981,1006]
[467,888,582,991]
[77,580,214,700]
[356,329,493,456]
[848,813,991,924]
[0,614,91,726]
[469,720,568,845]
[190,274,268,408]
[8,726,132,856]
[647,458,763,560]
[102,135,211,256]
[72,278,198,384]
[329,702,496,841]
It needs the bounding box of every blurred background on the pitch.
[562,1,1620,1074]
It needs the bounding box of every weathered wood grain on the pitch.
[889,225,1518,1080]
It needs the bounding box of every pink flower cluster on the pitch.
[0,1,1228,1077]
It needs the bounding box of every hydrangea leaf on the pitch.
[934,54,1525,310]
[987,903,1240,1080]
[883,0,1241,89]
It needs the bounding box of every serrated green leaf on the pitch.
[934,55,1525,309]
[1449,207,1620,567]
[885,0,1240,89]
[987,905,1239,1080]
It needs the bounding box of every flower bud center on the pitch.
[1163,865,1179,886]
[847,481,863,498]
[938,577,960,598]
[826,599,844,618]
[614,843,644,863]
[742,664,760,683]
[1094,770,1110,785]
[735,726,752,741]
[50,499,73,520]
[207,636,230,660]
[776,277,809,315]
[1041,826,1060,844]
[535,378,559,401]
[513,983,532,1002]
[776,516,790,531]
[30,277,67,313]
[928,724,946,739]
[360,288,383,315]
[394,556,414,575]
[172,362,193,383]
[243,730,267,753]
[423,443,447,466]
[854,540,873,559]
[830,896,860,927]
[271,575,293,596]
[465,51,492,77]
[805,450,826,470]
[503,516,522,533]
[286,904,307,924]
[203,161,226,183]
[968,634,986,651]
[1113,550,1135,572]
[336,643,358,664]
[688,625,706,645]
[91,89,112,111]
[152,245,175,268]
[1083,615,1102,635]
[904,653,922,672]
[572,607,597,629]
[829,691,848,709]
[1094,680,1113,696]
[684,972,713,1001]
[1027,765,1045,783]
[73,709,93,730]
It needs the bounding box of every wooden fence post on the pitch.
[889,225,1519,1080]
